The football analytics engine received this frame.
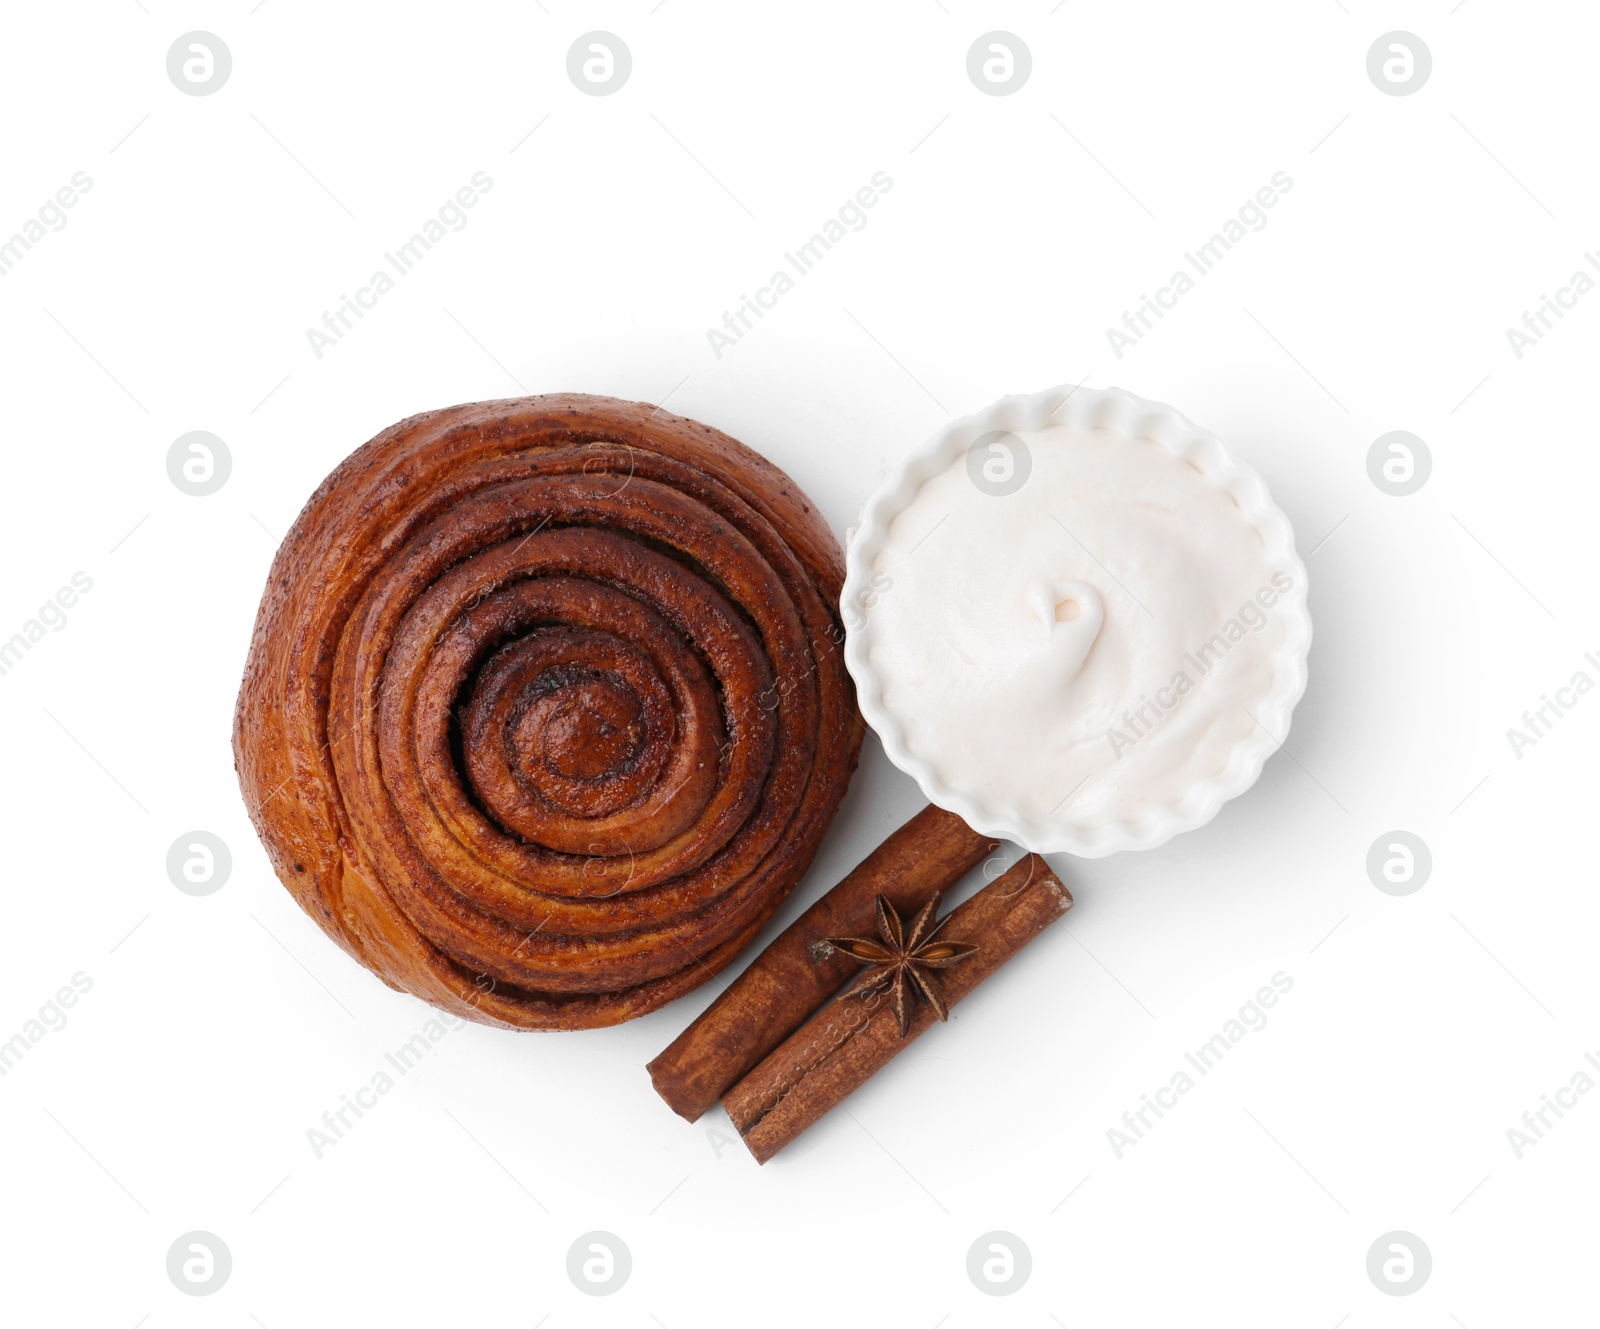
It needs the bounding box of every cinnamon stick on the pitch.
[724,853,1070,1163]
[647,805,995,1121]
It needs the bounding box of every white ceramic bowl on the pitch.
[842,385,1312,857]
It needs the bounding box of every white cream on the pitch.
[866,425,1291,831]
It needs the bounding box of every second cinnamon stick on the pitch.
[724,853,1071,1163]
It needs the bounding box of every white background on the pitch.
[2,1,1596,1324]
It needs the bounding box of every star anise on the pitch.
[828,893,978,1037]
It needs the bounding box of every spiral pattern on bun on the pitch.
[234,395,860,1029]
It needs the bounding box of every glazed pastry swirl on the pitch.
[234,395,860,1029]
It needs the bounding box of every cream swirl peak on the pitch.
[861,419,1296,843]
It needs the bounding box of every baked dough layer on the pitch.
[234,395,859,1029]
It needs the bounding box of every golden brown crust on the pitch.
[233,395,862,1029]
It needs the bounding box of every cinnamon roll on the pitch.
[234,395,860,1029]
